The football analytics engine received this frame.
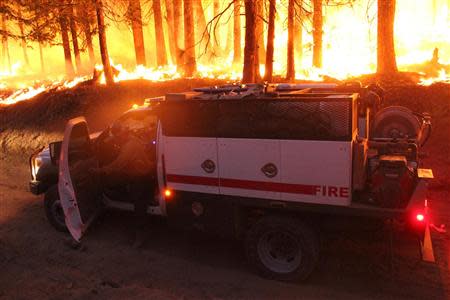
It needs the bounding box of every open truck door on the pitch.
[58,117,101,242]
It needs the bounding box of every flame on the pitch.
[0,0,449,106]
[420,69,450,86]
[0,62,22,78]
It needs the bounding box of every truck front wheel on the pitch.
[44,185,68,232]
[245,216,319,282]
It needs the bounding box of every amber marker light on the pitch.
[164,189,173,198]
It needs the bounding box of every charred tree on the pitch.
[264,0,276,82]
[232,0,241,64]
[129,0,146,66]
[58,4,75,78]
[286,0,295,80]
[242,0,257,83]
[377,0,398,75]
[173,0,184,66]
[38,42,45,73]
[69,4,82,73]
[17,11,30,67]
[312,0,322,68]
[80,1,96,68]
[193,0,211,59]
[164,0,177,64]
[95,0,113,85]
[0,15,11,73]
[153,0,168,66]
[224,11,233,55]
[212,0,220,55]
[183,0,196,76]
[255,0,265,64]
[294,2,303,64]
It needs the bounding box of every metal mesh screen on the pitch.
[162,99,352,141]
[218,100,351,141]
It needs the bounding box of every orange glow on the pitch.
[0,0,449,106]
[164,189,173,198]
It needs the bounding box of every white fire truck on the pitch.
[31,83,434,281]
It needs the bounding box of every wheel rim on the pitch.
[51,199,66,227]
[257,230,302,274]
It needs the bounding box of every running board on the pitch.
[102,197,163,215]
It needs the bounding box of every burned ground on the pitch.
[0,79,449,299]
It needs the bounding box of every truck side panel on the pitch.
[164,136,219,195]
[280,140,352,206]
[218,138,281,200]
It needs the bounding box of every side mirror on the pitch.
[49,141,62,165]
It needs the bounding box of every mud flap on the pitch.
[420,200,435,263]
[415,169,435,263]
[421,222,435,263]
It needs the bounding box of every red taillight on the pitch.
[416,214,425,222]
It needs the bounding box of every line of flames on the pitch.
[0,60,449,106]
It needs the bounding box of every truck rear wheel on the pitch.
[44,185,68,232]
[245,216,319,282]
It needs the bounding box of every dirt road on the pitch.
[0,157,448,300]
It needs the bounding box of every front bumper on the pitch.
[29,180,46,195]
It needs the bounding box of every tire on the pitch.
[44,185,68,232]
[245,215,319,282]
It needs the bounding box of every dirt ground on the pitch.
[1,80,449,299]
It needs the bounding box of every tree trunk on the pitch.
[129,0,146,66]
[242,0,256,83]
[294,2,303,65]
[377,0,398,75]
[183,0,196,76]
[193,0,211,59]
[286,0,295,80]
[232,0,241,64]
[85,26,96,68]
[164,0,177,64]
[173,0,184,66]
[58,13,75,77]
[255,0,265,64]
[17,11,30,67]
[95,0,114,85]
[1,15,11,73]
[212,0,220,54]
[312,0,322,68]
[153,0,168,66]
[69,6,82,73]
[225,13,233,55]
[39,42,45,73]
[264,0,276,82]
[80,2,96,68]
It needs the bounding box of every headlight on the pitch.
[32,157,43,180]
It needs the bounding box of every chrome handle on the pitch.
[201,159,216,173]
[261,163,278,178]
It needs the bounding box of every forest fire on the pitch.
[2,1,450,298]
[0,0,449,106]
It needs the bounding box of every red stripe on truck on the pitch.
[166,174,220,186]
[166,174,345,196]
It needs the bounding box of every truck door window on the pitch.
[69,123,91,163]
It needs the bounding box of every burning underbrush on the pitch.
[0,78,226,160]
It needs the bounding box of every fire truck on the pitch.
[30,83,434,281]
